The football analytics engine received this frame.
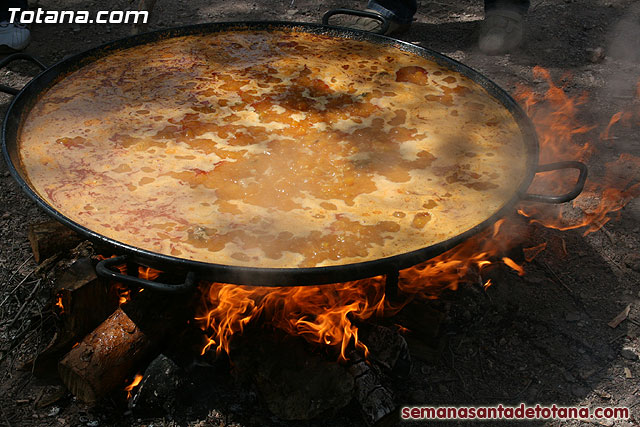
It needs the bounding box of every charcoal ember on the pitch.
[359,323,411,376]
[130,354,188,417]
[347,352,396,426]
[232,333,354,420]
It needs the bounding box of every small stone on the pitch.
[620,348,638,360]
[594,389,611,399]
[47,407,60,417]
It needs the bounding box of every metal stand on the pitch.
[385,269,399,301]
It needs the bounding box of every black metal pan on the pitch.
[1,21,587,293]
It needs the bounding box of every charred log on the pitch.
[232,330,355,420]
[347,351,396,426]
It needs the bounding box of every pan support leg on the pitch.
[385,269,399,301]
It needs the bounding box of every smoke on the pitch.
[605,3,640,97]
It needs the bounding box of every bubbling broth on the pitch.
[19,30,527,268]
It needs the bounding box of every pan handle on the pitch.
[0,53,47,96]
[96,255,198,294]
[522,161,588,204]
[322,8,391,35]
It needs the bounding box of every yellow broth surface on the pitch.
[19,30,527,268]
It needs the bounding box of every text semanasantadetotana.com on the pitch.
[8,8,148,25]
[401,403,630,420]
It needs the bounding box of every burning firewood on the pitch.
[21,257,119,377]
[57,280,194,404]
[57,307,157,404]
[55,257,119,339]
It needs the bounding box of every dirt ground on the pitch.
[1,0,640,426]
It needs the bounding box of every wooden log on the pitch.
[20,258,120,377]
[58,307,157,404]
[55,257,119,338]
[28,220,84,264]
[57,281,195,404]
[231,329,355,420]
[359,323,411,376]
[347,351,396,425]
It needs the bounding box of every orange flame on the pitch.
[124,374,143,399]
[197,277,390,361]
[54,293,65,314]
[196,219,528,361]
[113,282,131,306]
[139,266,161,281]
[523,242,548,262]
[601,111,625,141]
[194,67,640,362]
[516,66,595,164]
[502,257,525,276]
[515,67,640,235]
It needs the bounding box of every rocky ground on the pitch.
[1,0,640,426]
